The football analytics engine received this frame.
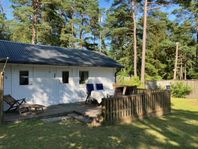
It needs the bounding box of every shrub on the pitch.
[117,76,142,87]
[171,82,192,98]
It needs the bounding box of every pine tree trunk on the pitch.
[32,16,36,44]
[140,0,148,84]
[32,0,40,44]
[71,18,75,47]
[132,0,137,77]
[179,58,183,80]
[99,14,102,52]
[173,42,179,80]
[80,30,83,48]
[184,64,187,80]
[71,7,75,43]
[80,15,84,48]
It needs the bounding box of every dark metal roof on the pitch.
[0,40,123,68]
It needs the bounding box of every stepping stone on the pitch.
[67,113,92,123]
[41,116,71,122]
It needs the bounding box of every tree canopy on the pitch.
[1,0,197,80]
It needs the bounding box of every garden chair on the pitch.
[3,95,26,112]
[96,83,115,98]
[124,86,137,95]
[95,83,104,90]
[114,87,124,96]
[85,84,95,104]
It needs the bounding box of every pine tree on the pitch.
[10,0,33,43]
[32,0,41,44]
[39,0,64,46]
[0,2,9,40]
[106,0,143,77]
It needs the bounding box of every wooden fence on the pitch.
[146,80,198,99]
[102,89,171,124]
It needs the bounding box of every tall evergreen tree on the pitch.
[106,0,143,77]
[59,0,100,49]
[3,0,198,80]
[0,2,9,40]
[32,0,41,44]
[10,0,33,43]
[39,0,64,46]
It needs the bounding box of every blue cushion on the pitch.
[96,84,104,90]
[86,84,94,93]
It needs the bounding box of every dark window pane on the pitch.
[62,71,69,83]
[79,71,89,84]
[19,71,29,85]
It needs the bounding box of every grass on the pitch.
[0,98,198,149]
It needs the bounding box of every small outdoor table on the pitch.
[91,90,114,104]
[19,103,45,115]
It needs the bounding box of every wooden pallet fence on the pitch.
[102,90,171,124]
[146,80,198,99]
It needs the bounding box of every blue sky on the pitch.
[1,0,12,20]
[99,0,113,9]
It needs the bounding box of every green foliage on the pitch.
[106,0,135,76]
[9,0,101,50]
[0,4,10,40]
[106,0,197,80]
[117,76,142,87]
[171,82,192,98]
[1,0,197,80]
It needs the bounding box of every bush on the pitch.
[117,76,142,87]
[171,82,192,98]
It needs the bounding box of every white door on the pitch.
[32,67,58,105]
[57,68,73,103]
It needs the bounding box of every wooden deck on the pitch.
[3,102,102,123]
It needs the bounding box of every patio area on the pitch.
[3,102,102,123]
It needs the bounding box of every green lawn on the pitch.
[0,98,198,149]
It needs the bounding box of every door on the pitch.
[32,67,58,105]
[57,68,73,103]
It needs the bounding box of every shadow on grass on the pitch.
[0,109,197,149]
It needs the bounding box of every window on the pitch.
[19,71,29,85]
[62,71,69,83]
[79,71,89,84]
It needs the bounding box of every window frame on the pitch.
[62,71,69,84]
[19,71,29,85]
[79,71,89,84]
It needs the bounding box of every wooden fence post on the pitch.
[0,72,4,124]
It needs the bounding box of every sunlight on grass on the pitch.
[172,98,198,111]
[0,98,197,149]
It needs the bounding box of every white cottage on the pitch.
[0,40,122,109]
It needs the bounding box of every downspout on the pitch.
[1,57,9,74]
[0,57,9,123]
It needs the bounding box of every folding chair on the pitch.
[3,95,26,112]
[85,84,94,104]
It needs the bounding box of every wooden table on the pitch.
[19,103,45,115]
[91,90,114,104]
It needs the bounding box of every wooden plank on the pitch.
[118,98,120,120]
[128,96,132,117]
[148,80,198,99]
[109,98,112,123]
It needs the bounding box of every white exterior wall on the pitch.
[3,64,116,109]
